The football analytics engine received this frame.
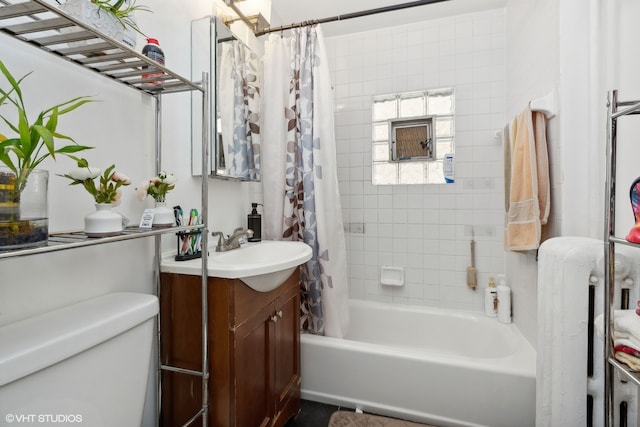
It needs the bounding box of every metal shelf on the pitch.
[0,0,208,262]
[0,225,203,259]
[609,357,640,387]
[0,0,203,94]
[0,2,211,425]
[603,90,640,426]
[609,236,640,248]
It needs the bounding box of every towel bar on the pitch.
[529,89,557,119]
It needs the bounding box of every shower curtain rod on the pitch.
[254,0,452,36]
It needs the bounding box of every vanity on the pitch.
[159,241,312,427]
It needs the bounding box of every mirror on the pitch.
[191,16,261,181]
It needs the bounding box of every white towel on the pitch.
[594,310,640,345]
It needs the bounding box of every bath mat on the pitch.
[328,411,436,427]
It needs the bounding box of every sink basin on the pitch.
[161,240,312,292]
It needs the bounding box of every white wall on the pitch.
[325,8,506,312]
[0,1,253,425]
[504,0,605,348]
[324,0,598,348]
[503,0,559,349]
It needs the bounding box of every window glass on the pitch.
[373,98,397,121]
[399,94,425,118]
[427,89,454,115]
[435,116,454,138]
[399,162,426,184]
[373,122,388,141]
[373,162,398,185]
[372,87,455,185]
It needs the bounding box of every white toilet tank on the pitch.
[0,292,158,427]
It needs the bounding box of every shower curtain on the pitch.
[219,40,261,180]
[262,25,350,339]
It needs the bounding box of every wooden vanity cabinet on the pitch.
[160,269,301,427]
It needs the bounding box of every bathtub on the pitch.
[300,299,536,427]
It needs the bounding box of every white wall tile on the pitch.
[326,9,506,313]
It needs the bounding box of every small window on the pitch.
[372,87,455,185]
[390,116,435,161]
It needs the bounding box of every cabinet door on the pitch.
[234,302,275,427]
[272,281,301,426]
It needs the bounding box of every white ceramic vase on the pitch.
[59,0,137,49]
[85,203,123,237]
[153,201,174,228]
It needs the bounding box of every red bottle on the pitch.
[141,38,165,85]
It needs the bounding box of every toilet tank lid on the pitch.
[0,292,158,387]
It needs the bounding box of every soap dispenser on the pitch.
[247,203,261,242]
[484,277,498,317]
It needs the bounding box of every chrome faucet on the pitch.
[211,228,254,252]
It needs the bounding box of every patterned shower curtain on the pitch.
[219,40,261,180]
[262,26,350,338]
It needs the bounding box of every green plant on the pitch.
[136,171,176,202]
[60,157,131,204]
[91,0,151,36]
[0,59,94,200]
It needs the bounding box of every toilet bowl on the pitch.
[0,292,158,427]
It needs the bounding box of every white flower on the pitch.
[112,172,131,185]
[68,166,101,181]
[135,180,150,201]
[162,173,177,185]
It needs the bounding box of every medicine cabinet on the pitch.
[191,16,261,181]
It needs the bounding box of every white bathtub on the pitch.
[300,299,536,427]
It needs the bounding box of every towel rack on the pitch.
[529,89,557,119]
[603,89,640,426]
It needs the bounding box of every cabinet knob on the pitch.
[271,311,283,323]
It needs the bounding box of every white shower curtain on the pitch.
[219,40,261,180]
[262,25,350,338]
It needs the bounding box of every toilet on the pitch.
[0,292,158,427]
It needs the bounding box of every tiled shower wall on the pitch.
[324,8,506,312]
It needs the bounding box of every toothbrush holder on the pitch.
[175,228,203,261]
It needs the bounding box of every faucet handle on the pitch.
[211,231,225,248]
[231,227,254,238]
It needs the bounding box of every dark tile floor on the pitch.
[285,400,344,427]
